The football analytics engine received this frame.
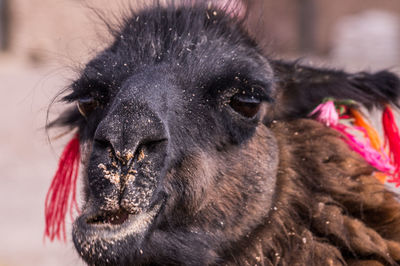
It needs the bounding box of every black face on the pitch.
[59,4,279,265]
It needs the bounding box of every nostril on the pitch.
[93,138,122,163]
[94,138,111,149]
[122,138,167,169]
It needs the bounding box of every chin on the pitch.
[73,201,164,265]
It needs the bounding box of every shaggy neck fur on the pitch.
[224,119,400,265]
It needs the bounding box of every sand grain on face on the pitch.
[124,150,135,163]
[98,163,121,185]
[137,149,145,162]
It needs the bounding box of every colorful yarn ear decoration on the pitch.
[309,99,396,183]
[332,123,394,174]
[309,99,339,127]
[350,109,382,150]
[382,105,400,186]
[44,134,81,242]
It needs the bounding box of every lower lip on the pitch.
[73,202,163,242]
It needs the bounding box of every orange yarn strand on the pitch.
[374,172,387,184]
[350,109,382,150]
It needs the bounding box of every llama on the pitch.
[46,2,400,265]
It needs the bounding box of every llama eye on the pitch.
[229,95,261,118]
[77,97,99,117]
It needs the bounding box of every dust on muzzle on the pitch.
[84,85,169,219]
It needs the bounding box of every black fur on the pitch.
[268,60,400,121]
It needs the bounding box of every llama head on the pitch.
[56,4,278,265]
[49,2,400,265]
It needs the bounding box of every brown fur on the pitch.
[220,119,400,265]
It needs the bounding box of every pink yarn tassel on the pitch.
[333,124,395,174]
[309,100,339,127]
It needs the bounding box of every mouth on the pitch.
[74,200,163,238]
[72,199,164,262]
[86,208,131,225]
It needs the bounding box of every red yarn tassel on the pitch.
[44,134,80,242]
[382,106,400,186]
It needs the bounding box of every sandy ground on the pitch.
[0,58,85,266]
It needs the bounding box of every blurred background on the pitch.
[1,0,400,265]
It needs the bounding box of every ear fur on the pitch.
[268,60,400,121]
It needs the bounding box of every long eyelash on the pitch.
[65,85,110,105]
[229,85,272,102]
[63,90,93,103]
[206,74,272,101]
[62,92,82,103]
[47,106,84,130]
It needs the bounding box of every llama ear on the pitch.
[267,60,400,121]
